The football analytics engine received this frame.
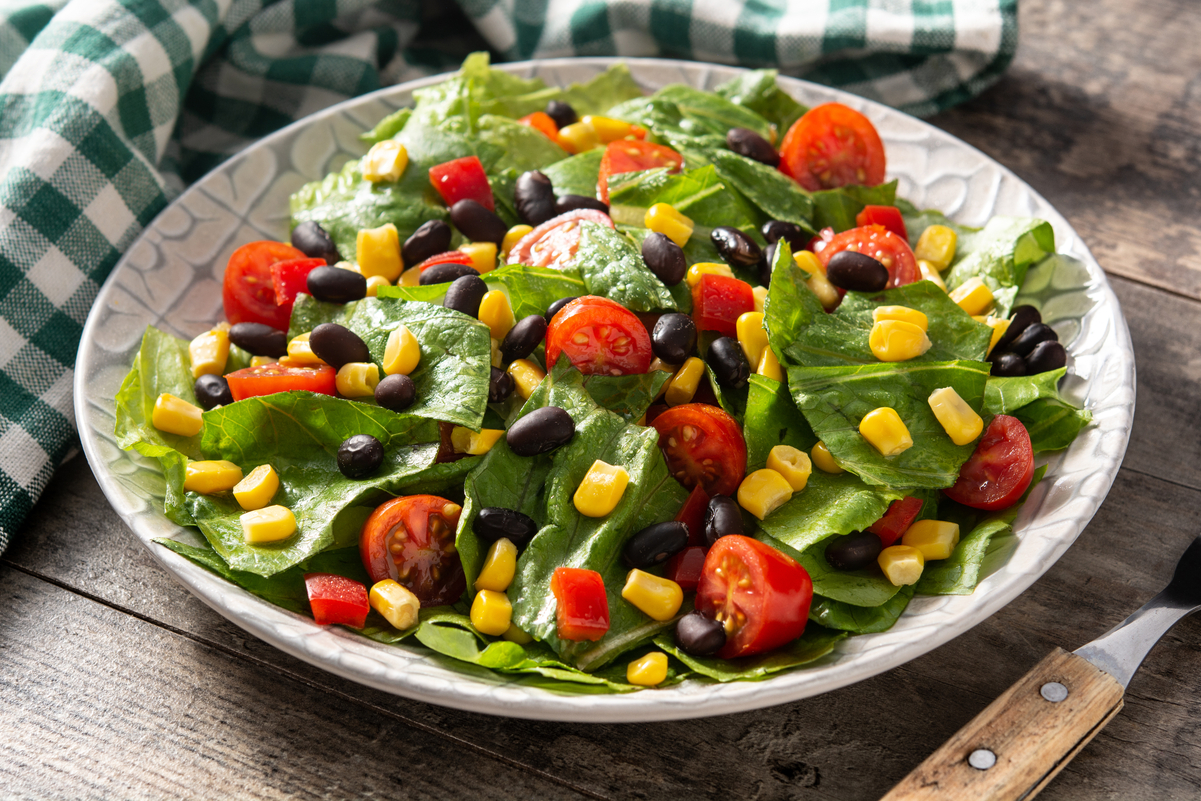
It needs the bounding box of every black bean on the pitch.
[704,495,744,548]
[420,261,478,285]
[309,323,370,369]
[1026,340,1067,374]
[641,232,687,286]
[706,337,750,389]
[514,170,557,227]
[761,220,807,248]
[193,374,232,410]
[402,220,453,267]
[990,352,1027,377]
[726,127,779,167]
[1007,322,1058,357]
[826,250,889,292]
[306,265,367,303]
[555,195,608,216]
[488,366,515,403]
[443,275,488,318]
[229,322,287,357]
[824,531,883,571]
[506,406,575,456]
[675,611,727,656]
[652,313,696,365]
[374,373,416,410]
[623,521,689,569]
[994,304,1041,353]
[545,296,578,323]
[337,434,384,479]
[290,221,339,264]
[475,507,538,549]
[449,199,507,245]
[500,315,548,362]
[544,100,577,129]
[711,226,763,267]
[759,241,778,287]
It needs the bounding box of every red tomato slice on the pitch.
[223,241,306,329]
[692,274,756,337]
[544,295,653,376]
[270,257,326,308]
[868,496,925,548]
[360,495,466,607]
[429,155,494,211]
[518,111,563,146]
[304,573,369,629]
[675,484,711,547]
[695,535,813,659]
[855,205,908,241]
[944,415,1035,511]
[817,224,919,288]
[551,567,610,642]
[507,209,614,269]
[778,102,886,191]
[225,364,336,401]
[666,546,707,592]
[807,226,835,253]
[651,404,747,496]
[597,139,683,203]
[417,251,474,272]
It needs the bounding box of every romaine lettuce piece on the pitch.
[715,68,808,137]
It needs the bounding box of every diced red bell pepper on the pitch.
[518,111,563,146]
[429,155,494,211]
[666,546,707,591]
[855,205,908,241]
[550,567,609,642]
[270,257,326,307]
[417,251,475,272]
[692,274,755,337]
[675,484,711,547]
[868,496,925,547]
[304,573,369,629]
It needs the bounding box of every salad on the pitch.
[114,54,1091,693]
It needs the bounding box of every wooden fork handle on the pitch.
[880,648,1124,801]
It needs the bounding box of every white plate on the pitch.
[75,58,1135,722]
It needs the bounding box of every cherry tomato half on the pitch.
[304,573,369,629]
[868,496,925,548]
[696,535,813,659]
[675,483,711,547]
[817,224,919,288]
[222,241,306,329]
[551,567,610,641]
[778,102,886,192]
[692,273,756,337]
[429,155,494,211]
[507,209,614,269]
[270,257,326,308]
[225,364,336,401]
[944,415,1035,511]
[651,404,747,496]
[855,205,908,241]
[360,495,466,607]
[545,295,653,376]
[598,139,684,203]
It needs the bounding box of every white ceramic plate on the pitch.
[75,58,1135,722]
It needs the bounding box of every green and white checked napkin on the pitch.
[0,0,1016,554]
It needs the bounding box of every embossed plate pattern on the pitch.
[75,58,1134,722]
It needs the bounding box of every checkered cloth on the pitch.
[0,0,1016,554]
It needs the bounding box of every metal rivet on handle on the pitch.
[1041,682,1068,703]
[968,749,997,770]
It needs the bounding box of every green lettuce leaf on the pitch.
[651,84,775,141]
[943,217,1055,316]
[714,69,807,136]
[757,471,904,555]
[983,367,1067,415]
[915,518,1011,596]
[743,374,816,472]
[485,263,586,319]
[809,182,899,233]
[809,585,915,634]
[654,625,844,682]
[763,240,826,365]
[287,293,358,339]
[580,371,670,422]
[540,149,603,199]
[572,222,677,312]
[477,63,645,120]
[707,149,814,230]
[983,367,1091,451]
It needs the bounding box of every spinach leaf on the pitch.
[478,63,645,120]
[652,84,775,141]
[757,470,904,555]
[790,536,902,607]
[707,149,814,230]
[715,69,807,136]
[449,113,567,175]
[943,217,1056,316]
[1015,398,1092,452]
[983,368,1067,415]
[360,107,412,145]
[762,240,827,365]
[915,518,1011,596]
[484,263,586,319]
[810,585,915,634]
[896,201,974,250]
[287,293,358,339]
[704,362,748,423]
[573,222,677,312]
[810,181,898,233]
[606,96,687,138]
[540,149,603,199]
[743,374,816,472]
[654,625,844,682]
[581,371,670,422]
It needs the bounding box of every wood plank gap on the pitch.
[1117,464,1201,495]
[1106,271,1201,307]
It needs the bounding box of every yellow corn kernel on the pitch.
[451,426,504,456]
[459,241,497,274]
[478,290,515,341]
[490,337,502,369]
[399,264,421,286]
[369,579,420,630]
[502,225,533,259]
[189,324,230,377]
[583,115,637,143]
[383,325,420,375]
[664,356,704,406]
[872,306,928,332]
[183,460,243,494]
[250,355,277,368]
[365,274,390,297]
[503,624,533,644]
[470,589,512,636]
[152,393,203,437]
[335,362,380,398]
[557,121,599,154]
[794,250,827,276]
[915,224,958,271]
[621,569,683,622]
[979,315,1011,357]
[878,544,925,586]
[859,407,913,456]
[811,441,844,473]
[918,259,947,291]
[928,387,984,446]
[287,332,326,366]
[627,652,669,687]
[736,311,769,368]
[901,519,961,560]
[752,285,768,313]
[686,262,734,287]
[240,504,297,544]
[950,277,994,316]
[795,251,839,309]
[233,464,279,511]
[356,223,403,281]
[508,358,545,400]
[737,468,793,520]
[475,538,518,592]
[361,140,409,183]
[645,203,694,247]
[767,445,812,491]
[573,460,629,518]
[869,320,932,362]
[757,346,784,381]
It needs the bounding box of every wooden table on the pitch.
[5,1,1201,797]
